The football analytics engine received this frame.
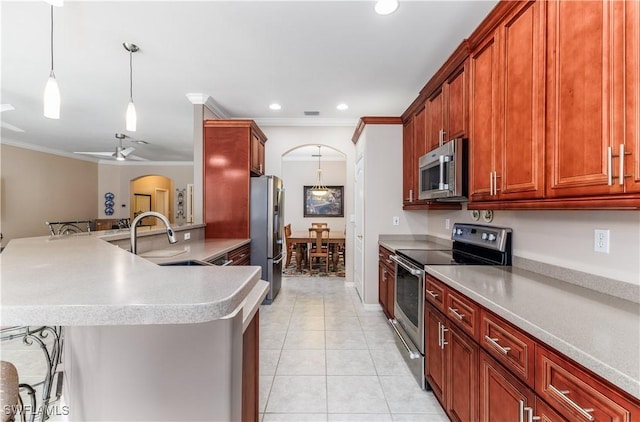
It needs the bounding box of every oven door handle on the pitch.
[390,255,424,276]
[388,319,422,360]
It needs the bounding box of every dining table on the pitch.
[288,230,346,272]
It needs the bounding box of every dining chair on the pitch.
[308,227,330,273]
[284,224,306,269]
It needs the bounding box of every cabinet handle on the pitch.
[409,189,413,202]
[607,146,613,186]
[437,321,442,347]
[385,259,393,265]
[619,143,625,185]
[489,172,493,196]
[440,323,448,349]
[448,307,465,320]
[493,171,500,194]
[524,406,541,422]
[484,335,511,354]
[439,129,446,147]
[426,290,438,299]
[548,384,595,421]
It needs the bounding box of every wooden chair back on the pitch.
[308,227,330,272]
[311,222,328,229]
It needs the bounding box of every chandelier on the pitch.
[310,145,329,196]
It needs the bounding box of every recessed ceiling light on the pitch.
[375,0,398,15]
[336,103,349,111]
[269,103,281,110]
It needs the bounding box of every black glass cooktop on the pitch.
[396,248,507,266]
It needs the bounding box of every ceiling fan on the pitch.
[74,133,148,161]
[1,104,25,133]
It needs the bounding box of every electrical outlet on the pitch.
[445,219,450,229]
[392,216,400,226]
[184,232,191,241]
[594,229,610,253]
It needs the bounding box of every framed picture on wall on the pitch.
[303,186,344,217]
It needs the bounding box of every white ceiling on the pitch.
[1,0,498,162]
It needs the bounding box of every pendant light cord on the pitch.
[50,5,54,73]
[129,49,133,101]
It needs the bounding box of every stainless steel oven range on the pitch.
[388,223,513,389]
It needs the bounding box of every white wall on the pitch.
[262,125,356,282]
[355,124,429,304]
[0,144,98,245]
[98,162,193,223]
[282,159,346,232]
[427,209,640,286]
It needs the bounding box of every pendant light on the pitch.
[123,42,139,132]
[43,5,60,119]
[310,145,329,197]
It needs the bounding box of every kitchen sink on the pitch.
[158,260,213,266]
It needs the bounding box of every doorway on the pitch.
[130,175,174,223]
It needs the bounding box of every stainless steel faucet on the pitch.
[130,211,177,254]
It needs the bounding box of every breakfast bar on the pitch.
[1,229,267,421]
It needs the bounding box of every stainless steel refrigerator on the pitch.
[250,175,284,303]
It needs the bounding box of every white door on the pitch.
[155,188,169,220]
[354,156,365,300]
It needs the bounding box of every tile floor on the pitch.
[1,276,448,422]
[258,276,448,421]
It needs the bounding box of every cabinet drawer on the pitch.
[378,246,395,269]
[446,288,479,340]
[425,275,446,312]
[481,310,535,388]
[536,347,640,422]
[228,244,251,265]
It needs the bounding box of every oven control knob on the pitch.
[481,233,488,240]
[488,233,497,241]
[455,228,463,236]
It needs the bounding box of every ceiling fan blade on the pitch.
[126,154,148,161]
[1,121,25,132]
[121,147,136,156]
[74,151,114,157]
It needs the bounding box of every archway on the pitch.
[129,175,174,224]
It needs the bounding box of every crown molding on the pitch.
[185,93,230,119]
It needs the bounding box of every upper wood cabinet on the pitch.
[402,119,417,205]
[203,120,267,238]
[426,63,468,152]
[546,0,640,199]
[250,132,266,176]
[469,0,545,203]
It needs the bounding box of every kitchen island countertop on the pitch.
[1,233,261,326]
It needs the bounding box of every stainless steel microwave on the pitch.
[418,138,467,201]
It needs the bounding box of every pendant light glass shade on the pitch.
[126,101,137,132]
[43,5,60,119]
[44,70,60,119]
[123,43,139,132]
[310,146,329,196]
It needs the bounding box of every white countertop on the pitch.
[425,264,640,399]
[1,233,260,326]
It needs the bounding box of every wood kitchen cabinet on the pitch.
[229,243,251,266]
[425,302,479,422]
[203,120,268,238]
[537,346,640,422]
[469,0,545,204]
[480,350,537,422]
[426,63,468,152]
[378,246,395,319]
[242,310,259,422]
[402,118,417,206]
[250,132,266,176]
[545,0,640,199]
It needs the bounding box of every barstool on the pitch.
[1,361,19,422]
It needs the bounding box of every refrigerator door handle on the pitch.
[273,254,285,265]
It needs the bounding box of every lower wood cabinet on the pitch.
[536,346,640,422]
[378,246,395,318]
[480,350,536,422]
[424,275,639,422]
[242,310,259,422]
[229,243,251,266]
[425,303,479,422]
